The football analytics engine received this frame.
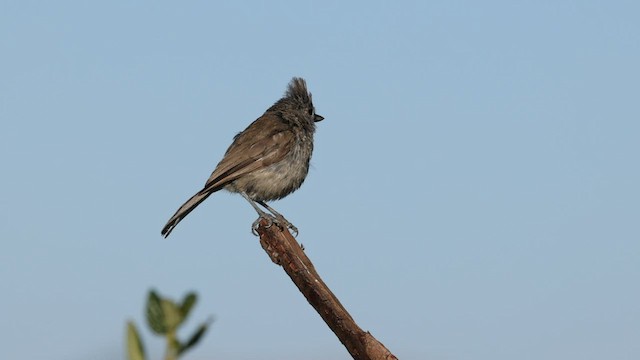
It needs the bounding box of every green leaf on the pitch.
[160,298,183,332]
[146,290,167,334]
[180,292,197,320]
[178,318,214,356]
[126,321,146,360]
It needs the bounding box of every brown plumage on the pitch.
[161,77,324,238]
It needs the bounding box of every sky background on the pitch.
[1,1,639,359]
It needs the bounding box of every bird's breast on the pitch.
[227,135,314,201]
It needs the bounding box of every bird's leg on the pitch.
[240,192,277,235]
[257,200,298,236]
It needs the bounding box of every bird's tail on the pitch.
[161,189,215,238]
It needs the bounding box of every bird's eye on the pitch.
[308,108,314,116]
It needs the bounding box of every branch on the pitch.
[256,220,398,360]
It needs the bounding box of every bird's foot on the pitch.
[251,214,298,236]
[275,215,298,236]
[252,214,276,236]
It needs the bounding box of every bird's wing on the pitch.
[203,114,294,191]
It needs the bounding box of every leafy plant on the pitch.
[126,290,213,360]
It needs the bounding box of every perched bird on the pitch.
[162,77,324,238]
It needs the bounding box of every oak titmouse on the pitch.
[162,77,323,237]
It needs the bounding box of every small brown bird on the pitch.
[161,77,324,238]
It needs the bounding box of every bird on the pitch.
[161,77,324,238]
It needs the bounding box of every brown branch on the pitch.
[256,220,398,360]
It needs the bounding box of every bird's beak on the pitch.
[314,114,325,122]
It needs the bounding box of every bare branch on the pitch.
[257,220,398,360]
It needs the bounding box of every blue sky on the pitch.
[1,1,639,359]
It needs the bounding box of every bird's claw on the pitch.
[275,216,298,236]
[251,214,298,237]
[287,223,299,237]
[252,214,276,236]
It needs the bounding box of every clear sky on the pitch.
[1,1,639,359]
